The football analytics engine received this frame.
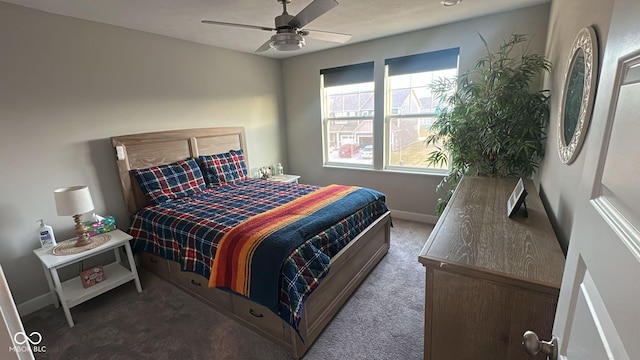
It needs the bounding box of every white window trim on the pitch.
[320,59,455,175]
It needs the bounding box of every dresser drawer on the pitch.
[139,253,171,280]
[231,294,286,342]
[170,263,232,313]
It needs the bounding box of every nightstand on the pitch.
[269,174,301,184]
[33,229,142,327]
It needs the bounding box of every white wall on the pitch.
[537,0,615,252]
[281,5,550,221]
[0,2,286,307]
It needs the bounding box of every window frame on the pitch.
[384,71,453,174]
[320,62,375,169]
[319,49,459,174]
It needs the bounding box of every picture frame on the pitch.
[80,265,106,288]
[507,178,528,218]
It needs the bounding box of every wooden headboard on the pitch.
[111,127,248,216]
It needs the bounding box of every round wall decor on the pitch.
[557,26,599,165]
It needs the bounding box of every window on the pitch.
[319,50,459,173]
[385,48,459,172]
[321,62,374,167]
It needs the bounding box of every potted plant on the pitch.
[426,34,551,214]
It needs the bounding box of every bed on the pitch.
[111,127,391,358]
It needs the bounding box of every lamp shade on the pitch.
[54,186,95,216]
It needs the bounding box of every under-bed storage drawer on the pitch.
[231,294,286,343]
[169,262,232,313]
[139,253,171,280]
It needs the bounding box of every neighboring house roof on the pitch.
[392,89,436,114]
[329,120,373,134]
[328,121,360,133]
[329,88,436,116]
[360,93,374,111]
[354,120,372,133]
[328,88,436,123]
[391,88,410,112]
[328,119,411,135]
[329,92,374,114]
[419,96,432,110]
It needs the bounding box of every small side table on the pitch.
[269,174,301,184]
[33,229,142,327]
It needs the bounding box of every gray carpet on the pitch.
[22,219,432,360]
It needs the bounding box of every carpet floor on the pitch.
[22,219,432,360]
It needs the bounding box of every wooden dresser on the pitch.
[418,176,565,360]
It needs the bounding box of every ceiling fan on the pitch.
[202,0,352,52]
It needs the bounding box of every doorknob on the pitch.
[522,331,558,360]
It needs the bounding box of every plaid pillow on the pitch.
[131,158,207,205]
[198,149,248,186]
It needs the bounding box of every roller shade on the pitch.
[385,48,459,76]
[321,61,374,87]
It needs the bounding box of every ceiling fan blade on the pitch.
[255,39,273,53]
[289,0,339,29]
[201,20,274,32]
[302,29,351,43]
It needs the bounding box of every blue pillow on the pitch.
[198,149,248,186]
[131,158,207,205]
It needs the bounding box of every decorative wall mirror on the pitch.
[557,26,598,164]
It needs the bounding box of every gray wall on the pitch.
[0,2,286,307]
[0,0,620,311]
[281,5,550,222]
[537,0,614,253]
[282,0,619,253]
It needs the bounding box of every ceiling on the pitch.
[3,0,550,59]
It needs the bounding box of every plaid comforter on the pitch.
[129,179,388,331]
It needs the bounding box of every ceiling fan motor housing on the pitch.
[275,13,295,29]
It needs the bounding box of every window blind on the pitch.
[385,48,459,76]
[320,61,374,87]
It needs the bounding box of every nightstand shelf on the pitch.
[33,229,142,327]
[61,262,136,308]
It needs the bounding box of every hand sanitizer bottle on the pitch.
[276,163,284,176]
[37,219,57,248]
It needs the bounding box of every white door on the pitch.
[0,265,34,359]
[537,0,640,359]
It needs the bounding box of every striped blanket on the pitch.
[210,184,372,310]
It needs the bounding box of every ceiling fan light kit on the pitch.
[201,0,351,53]
[441,0,462,6]
[270,32,306,51]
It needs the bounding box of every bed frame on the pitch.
[111,127,391,359]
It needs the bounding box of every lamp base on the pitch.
[74,236,91,247]
[73,214,91,247]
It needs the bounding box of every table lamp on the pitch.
[54,186,95,247]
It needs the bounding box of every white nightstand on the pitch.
[269,174,301,184]
[33,229,142,327]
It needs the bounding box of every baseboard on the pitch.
[16,293,52,317]
[389,209,438,225]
